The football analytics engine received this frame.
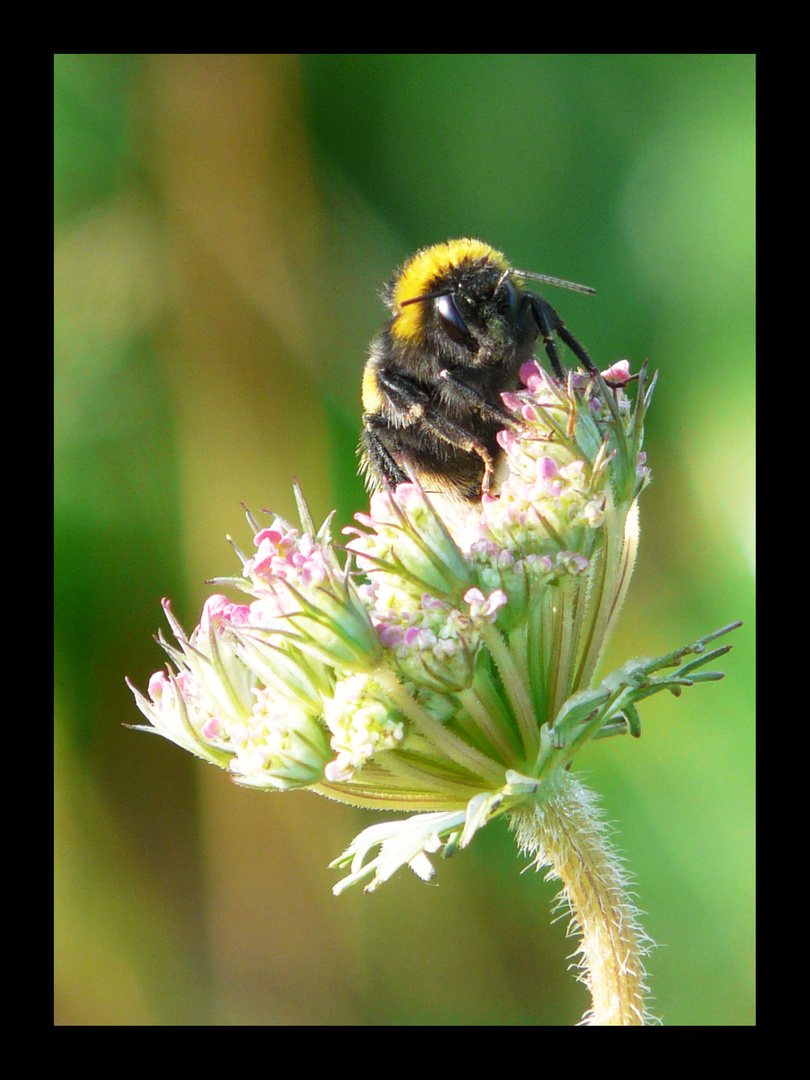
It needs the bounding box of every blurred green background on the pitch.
[54,54,754,1026]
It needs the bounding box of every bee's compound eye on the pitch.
[436,292,475,349]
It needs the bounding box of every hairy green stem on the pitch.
[510,774,652,1026]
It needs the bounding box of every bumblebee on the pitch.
[359,238,598,505]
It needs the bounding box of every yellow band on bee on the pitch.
[361,362,384,412]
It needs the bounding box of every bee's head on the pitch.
[386,239,536,370]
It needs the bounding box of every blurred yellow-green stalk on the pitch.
[55,54,754,1026]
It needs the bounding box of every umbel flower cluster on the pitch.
[129,359,737,1023]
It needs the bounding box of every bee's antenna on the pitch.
[511,269,596,296]
[399,288,453,309]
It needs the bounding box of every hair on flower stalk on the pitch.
[128,239,741,1025]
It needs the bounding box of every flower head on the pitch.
[129,363,738,893]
